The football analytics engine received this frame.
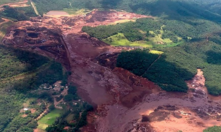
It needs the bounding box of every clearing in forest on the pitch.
[103,33,152,47]
[37,109,63,130]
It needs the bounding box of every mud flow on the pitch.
[2,10,221,132]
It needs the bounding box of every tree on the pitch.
[49,105,55,111]
[204,126,221,132]
[64,94,74,102]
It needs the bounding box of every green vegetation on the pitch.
[3,0,221,131]
[0,45,92,131]
[117,50,193,92]
[3,100,45,132]
[31,0,221,24]
[0,6,36,21]
[103,33,152,47]
[32,0,70,15]
[44,84,92,131]
[83,17,221,47]
[0,45,66,131]
[0,45,49,79]
[79,0,221,95]
[46,102,93,132]
[116,35,221,95]
[159,40,221,95]
[63,8,90,15]
[204,126,221,132]
[38,109,63,130]
[0,0,23,5]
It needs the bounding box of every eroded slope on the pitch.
[2,10,221,132]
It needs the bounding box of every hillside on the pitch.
[1,0,221,132]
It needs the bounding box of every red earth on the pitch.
[2,10,221,132]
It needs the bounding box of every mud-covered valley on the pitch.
[2,10,221,132]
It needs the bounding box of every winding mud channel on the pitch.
[2,10,221,132]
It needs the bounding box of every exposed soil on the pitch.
[22,114,27,117]
[0,0,29,8]
[31,108,36,114]
[46,11,69,16]
[2,10,221,132]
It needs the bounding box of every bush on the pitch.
[64,94,74,102]
[204,126,221,132]
[49,105,55,111]
[25,110,31,115]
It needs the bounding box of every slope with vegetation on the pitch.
[0,0,24,5]
[117,50,193,92]
[2,0,221,131]
[0,5,36,21]
[0,45,60,132]
[204,126,221,132]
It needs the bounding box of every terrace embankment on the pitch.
[2,10,221,132]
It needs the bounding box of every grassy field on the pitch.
[149,49,164,54]
[38,109,63,130]
[110,19,136,25]
[63,8,90,15]
[102,31,182,48]
[148,27,173,44]
[103,33,152,47]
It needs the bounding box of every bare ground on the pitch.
[2,10,221,132]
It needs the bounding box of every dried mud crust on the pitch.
[2,10,221,132]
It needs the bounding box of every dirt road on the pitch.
[30,0,39,16]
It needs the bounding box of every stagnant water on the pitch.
[27,33,39,38]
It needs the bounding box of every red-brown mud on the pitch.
[2,10,221,132]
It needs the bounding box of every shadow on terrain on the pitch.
[0,45,49,78]
[206,51,221,64]
[117,50,194,93]
[100,0,122,9]
[0,45,64,93]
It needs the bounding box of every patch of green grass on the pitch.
[101,28,182,48]
[63,8,90,15]
[38,109,63,129]
[149,50,164,54]
[103,33,152,48]
[149,29,172,44]
[148,25,181,45]
[109,19,136,25]
[204,126,221,132]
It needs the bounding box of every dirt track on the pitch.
[2,10,221,132]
